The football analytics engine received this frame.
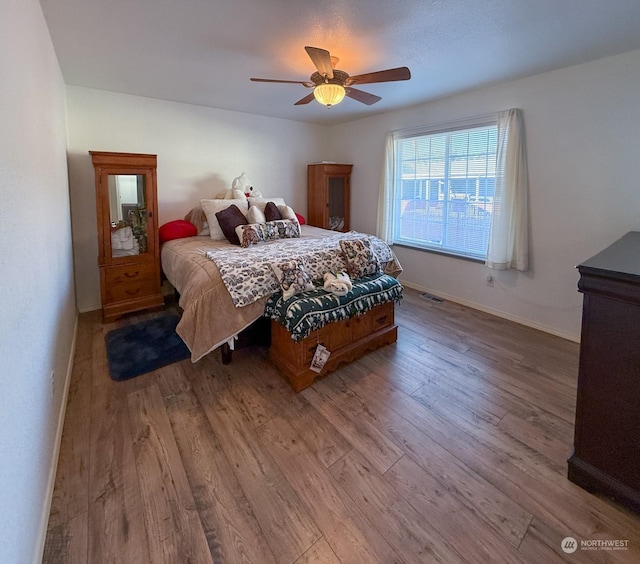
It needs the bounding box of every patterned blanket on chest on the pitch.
[265,273,403,341]
[206,231,394,307]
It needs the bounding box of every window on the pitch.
[379,109,529,270]
[392,122,498,260]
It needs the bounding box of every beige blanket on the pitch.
[161,226,402,362]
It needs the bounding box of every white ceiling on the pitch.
[40,0,640,126]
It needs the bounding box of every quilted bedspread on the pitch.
[206,231,395,307]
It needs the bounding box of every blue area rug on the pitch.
[105,315,190,381]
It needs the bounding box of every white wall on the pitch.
[329,49,640,341]
[68,49,640,334]
[0,1,77,563]
[66,87,330,311]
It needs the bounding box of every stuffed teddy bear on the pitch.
[216,187,246,200]
[216,172,263,199]
[323,271,353,297]
[232,172,263,198]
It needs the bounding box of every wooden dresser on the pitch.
[91,151,164,322]
[568,231,640,512]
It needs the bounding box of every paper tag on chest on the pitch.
[310,344,331,373]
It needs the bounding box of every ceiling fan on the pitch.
[250,46,411,108]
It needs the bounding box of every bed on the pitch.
[161,225,402,363]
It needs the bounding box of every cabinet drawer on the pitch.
[105,277,160,303]
[372,302,395,330]
[351,302,394,340]
[351,313,371,341]
[302,320,353,362]
[104,261,157,286]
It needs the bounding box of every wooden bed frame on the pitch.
[220,316,271,364]
[269,301,397,392]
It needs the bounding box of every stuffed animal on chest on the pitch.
[323,271,353,297]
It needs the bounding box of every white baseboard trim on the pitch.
[33,314,79,564]
[400,280,580,343]
[78,302,101,314]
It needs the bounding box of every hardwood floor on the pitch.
[44,289,640,563]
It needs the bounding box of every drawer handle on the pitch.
[124,271,140,278]
[376,315,388,325]
[125,288,141,296]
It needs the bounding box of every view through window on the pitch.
[392,123,498,259]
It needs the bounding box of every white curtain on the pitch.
[486,108,529,271]
[377,132,395,243]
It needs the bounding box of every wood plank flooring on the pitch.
[44,289,640,563]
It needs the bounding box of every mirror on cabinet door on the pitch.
[107,173,148,258]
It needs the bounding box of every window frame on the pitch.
[390,116,498,261]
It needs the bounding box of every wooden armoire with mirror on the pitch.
[91,151,164,322]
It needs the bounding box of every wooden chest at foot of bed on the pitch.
[269,301,397,392]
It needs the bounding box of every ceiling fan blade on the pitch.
[294,92,316,106]
[250,78,314,87]
[346,87,381,105]
[345,66,411,86]
[304,46,334,79]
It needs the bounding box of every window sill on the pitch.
[392,242,486,264]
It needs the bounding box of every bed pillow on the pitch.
[264,201,283,222]
[246,204,267,224]
[215,204,248,245]
[277,205,303,232]
[247,197,286,212]
[235,219,301,248]
[339,238,381,279]
[200,199,248,241]
[277,204,297,223]
[159,219,198,243]
[184,205,209,236]
[270,258,315,301]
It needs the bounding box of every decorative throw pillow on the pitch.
[235,219,301,248]
[246,204,267,224]
[215,204,248,245]
[277,204,299,225]
[159,219,197,243]
[200,199,248,241]
[264,201,283,222]
[339,238,381,279]
[184,205,209,236]
[295,212,306,225]
[270,259,315,300]
[247,197,286,212]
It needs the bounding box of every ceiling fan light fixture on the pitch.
[251,46,410,109]
[313,83,345,108]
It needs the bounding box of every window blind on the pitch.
[391,123,498,260]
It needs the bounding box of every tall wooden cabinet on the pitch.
[307,163,352,232]
[568,231,640,513]
[91,151,164,322]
